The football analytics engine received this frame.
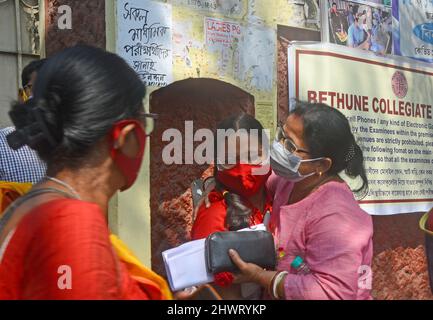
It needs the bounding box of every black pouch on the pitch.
[205,230,277,274]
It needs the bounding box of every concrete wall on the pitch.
[0,0,41,128]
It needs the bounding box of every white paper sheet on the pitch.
[162,239,214,292]
[162,225,269,292]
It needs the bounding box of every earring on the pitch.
[318,172,323,177]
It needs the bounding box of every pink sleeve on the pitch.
[282,209,373,300]
[266,172,281,198]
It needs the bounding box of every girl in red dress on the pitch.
[191,113,272,299]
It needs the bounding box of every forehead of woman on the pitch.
[284,114,309,151]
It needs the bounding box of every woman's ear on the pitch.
[114,123,139,157]
[316,157,333,176]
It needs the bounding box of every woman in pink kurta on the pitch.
[229,102,373,300]
[266,174,373,300]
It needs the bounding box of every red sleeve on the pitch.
[191,200,227,240]
[20,199,124,300]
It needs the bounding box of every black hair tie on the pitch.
[31,106,58,148]
[6,106,58,151]
[6,130,26,150]
[345,143,356,163]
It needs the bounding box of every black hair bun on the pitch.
[8,98,61,153]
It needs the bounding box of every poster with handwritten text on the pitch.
[205,17,242,78]
[117,0,173,87]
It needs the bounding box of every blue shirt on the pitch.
[0,127,47,183]
[370,24,386,53]
[347,12,355,27]
[348,24,365,47]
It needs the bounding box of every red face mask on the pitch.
[216,163,271,198]
[109,120,146,191]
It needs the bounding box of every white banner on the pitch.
[117,0,173,87]
[288,42,433,215]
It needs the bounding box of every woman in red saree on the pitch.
[0,45,171,300]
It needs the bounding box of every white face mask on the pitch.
[270,140,324,182]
